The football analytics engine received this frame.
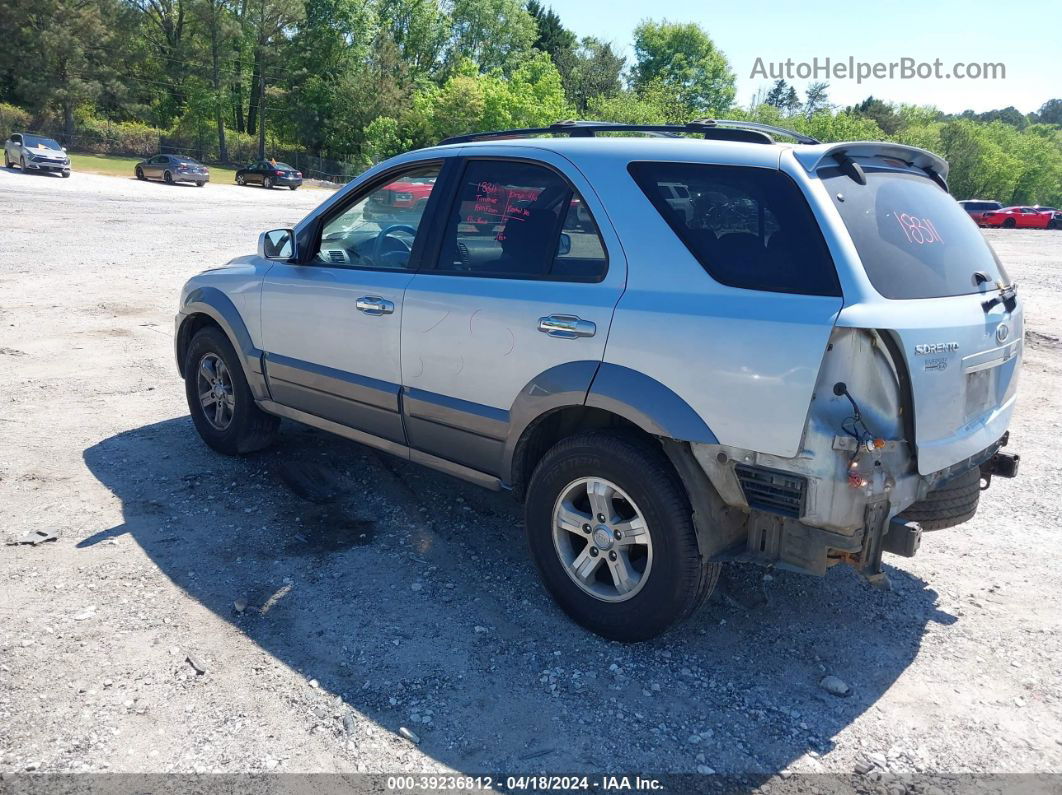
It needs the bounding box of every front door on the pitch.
[259,162,443,444]
[399,152,626,476]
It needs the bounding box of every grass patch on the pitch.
[68,153,240,184]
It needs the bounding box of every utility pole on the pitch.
[257,60,266,159]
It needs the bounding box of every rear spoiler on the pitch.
[792,141,950,185]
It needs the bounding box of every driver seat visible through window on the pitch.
[314,165,440,269]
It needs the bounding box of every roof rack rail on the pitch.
[438,119,820,147]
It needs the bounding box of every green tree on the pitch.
[376,0,449,80]
[764,79,800,116]
[850,96,903,135]
[803,81,831,120]
[630,20,735,116]
[1035,99,1062,125]
[448,0,536,73]
[564,37,625,113]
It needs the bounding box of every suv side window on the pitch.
[433,159,607,281]
[629,162,841,296]
[313,164,440,270]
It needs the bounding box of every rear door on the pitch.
[399,151,624,476]
[823,166,1021,474]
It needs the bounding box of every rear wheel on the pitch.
[197,181,205,187]
[1003,217,1016,229]
[525,431,718,641]
[164,170,174,184]
[236,174,245,186]
[135,167,145,180]
[183,327,279,456]
[289,185,298,191]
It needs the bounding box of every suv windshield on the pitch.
[24,135,62,150]
[825,168,1009,299]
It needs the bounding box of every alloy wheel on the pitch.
[552,477,653,603]
[196,352,235,430]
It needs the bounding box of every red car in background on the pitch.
[364,176,436,221]
[980,206,1053,229]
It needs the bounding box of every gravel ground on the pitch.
[0,166,1060,785]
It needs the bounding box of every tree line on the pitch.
[0,0,1059,202]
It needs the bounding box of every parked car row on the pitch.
[959,199,1058,229]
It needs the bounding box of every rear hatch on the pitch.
[823,161,1021,475]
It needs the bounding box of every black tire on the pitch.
[135,167,145,180]
[164,170,174,184]
[61,171,70,178]
[236,174,245,186]
[4,153,10,168]
[197,181,205,187]
[525,431,718,642]
[898,467,981,530]
[1002,217,1016,229]
[263,176,273,189]
[289,185,297,191]
[183,327,279,456]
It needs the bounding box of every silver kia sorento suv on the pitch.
[174,120,1022,641]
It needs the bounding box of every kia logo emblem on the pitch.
[996,323,1010,343]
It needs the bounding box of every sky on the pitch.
[547,0,1055,114]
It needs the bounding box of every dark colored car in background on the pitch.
[235,160,302,190]
[1033,206,1061,229]
[4,133,71,176]
[135,154,209,186]
[957,199,1002,225]
[980,206,1053,229]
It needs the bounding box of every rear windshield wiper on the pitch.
[982,281,1018,314]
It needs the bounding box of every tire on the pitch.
[164,170,174,184]
[183,326,279,456]
[1002,218,1016,229]
[135,167,145,180]
[236,174,245,186]
[197,181,205,187]
[20,156,27,171]
[263,176,273,189]
[4,152,10,168]
[898,467,981,531]
[61,171,70,178]
[525,431,718,641]
[289,185,297,191]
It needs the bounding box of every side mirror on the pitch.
[62,146,67,152]
[556,233,572,257]
[259,228,295,260]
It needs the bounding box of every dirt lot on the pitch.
[1,166,1061,785]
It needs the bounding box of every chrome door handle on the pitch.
[355,296,394,315]
[538,314,596,339]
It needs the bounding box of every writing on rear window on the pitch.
[894,211,944,245]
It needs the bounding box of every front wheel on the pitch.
[289,185,298,191]
[164,170,174,184]
[135,167,145,180]
[61,171,70,178]
[183,327,279,456]
[525,432,718,641]
[3,152,10,168]
[236,174,245,186]
[263,176,273,189]
[1003,218,1016,229]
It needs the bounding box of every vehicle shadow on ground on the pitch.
[83,416,955,780]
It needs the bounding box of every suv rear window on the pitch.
[824,168,1009,299]
[628,162,840,296]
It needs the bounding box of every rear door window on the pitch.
[628,162,840,296]
[823,168,1009,299]
[432,159,608,281]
